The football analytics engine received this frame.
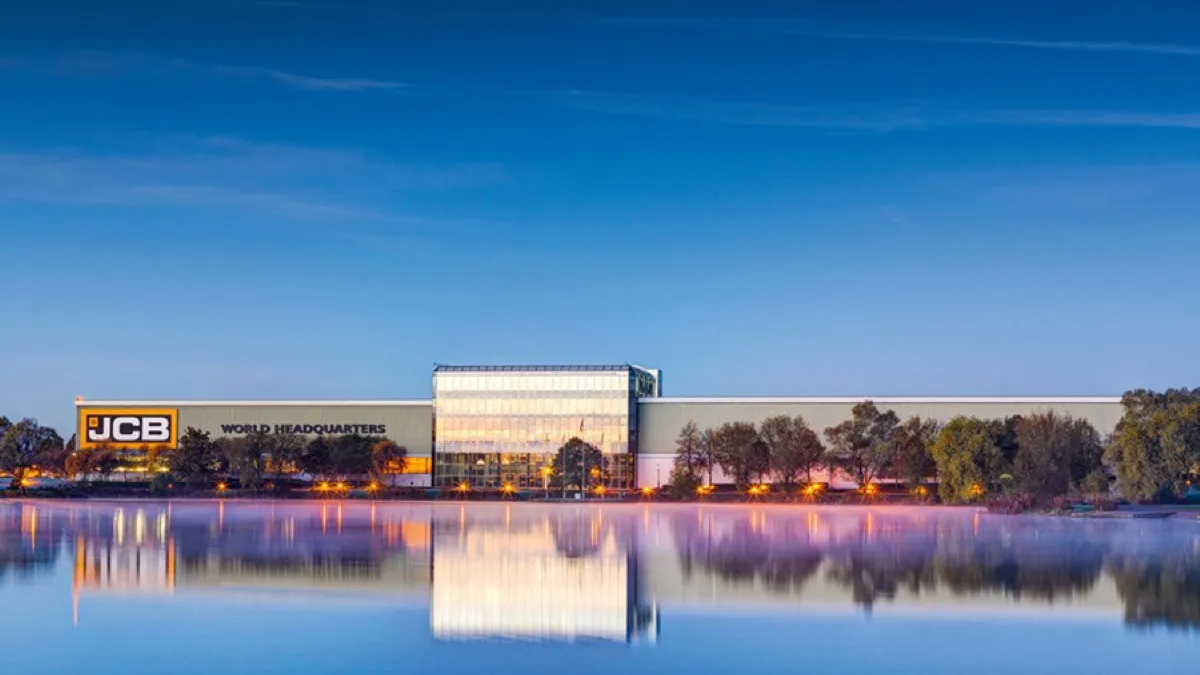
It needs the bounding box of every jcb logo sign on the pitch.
[80,409,178,449]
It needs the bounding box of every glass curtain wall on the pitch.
[433,366,657,491]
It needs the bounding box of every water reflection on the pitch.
[1,502,1199,642]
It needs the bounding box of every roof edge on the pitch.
[639,396,1123,404]
[75,400,433,407]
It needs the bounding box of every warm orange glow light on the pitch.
[367,482,379,491]
[336,482,347,491]
[317,482,329,491]
[803,483,824,496]
[594,485,607,495]
[501,483,515,493]
[216,482,227,492]
[641,486,655,495]
[456,481,470,492]
[862,483,879,495]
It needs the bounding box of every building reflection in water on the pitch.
[1,502,1199,636]
[430,505,658,643]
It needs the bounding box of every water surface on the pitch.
[1,500,1197,674]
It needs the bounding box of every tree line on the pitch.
[670,388,1200,504]
[0,419,408,492]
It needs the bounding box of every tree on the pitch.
[671,422,708,493]
[700,427,716,485]
[143,443,170,476]
[38,433,74,478]
[268,432,305,484]
[823,402,900,488]
[169,427,221,487]
[1012,411,1103,502]
[891,417,940,489]
[552,437,604,491]
[370,438,408,487]
[299,436,333,481]
[1105,389,1200,501]
[66,442,115,481]
[330,434,375,478]
[220,431,269,493]
[929,417,1005,503]
[710,422,769,489]
[0,419,64,488]
[760,415,825,489]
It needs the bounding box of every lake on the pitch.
[1,500,1197,674]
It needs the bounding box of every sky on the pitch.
[3,0,1200,434]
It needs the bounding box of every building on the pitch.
[74,364,1124,489]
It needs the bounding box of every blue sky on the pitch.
[3,0,1200,433]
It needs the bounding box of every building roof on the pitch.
[432,364,640,373]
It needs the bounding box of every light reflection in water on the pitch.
[0,502,1199,643]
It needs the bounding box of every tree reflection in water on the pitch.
[2,503,1199,633]
[671,508,1200,630]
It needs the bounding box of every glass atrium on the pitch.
[432,365,660,491]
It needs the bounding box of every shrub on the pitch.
[986,494,1034,514]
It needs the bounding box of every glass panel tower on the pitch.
[432,365,661,491]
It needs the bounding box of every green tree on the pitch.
[268,432,305,484]
[891,416,940,489]
[991,415,1023,468]
[823,402,900,488]
[330,434,375,478]
[700,427,716,485]
[929,416,1005,503]
[1105,389,1200,501]
[552,437,604,491]
[169,427,221,487]
[300,435,333,481]
[671,422,708,493]
[760,415,825,489]
[1012,411,1103,502]
[370,438,408,487]
[0,419,64,489]
[710,422,769,489]
[220,432,269,493]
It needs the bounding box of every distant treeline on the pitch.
[669,388,1200,504]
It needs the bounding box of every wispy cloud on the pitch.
[570,16,1200,58]
[883,35,1200,57]
[0,136,508,225]
[212,65,406,91]
[554,90,1200,132]
[0,51,407,91]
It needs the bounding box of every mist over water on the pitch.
[1,501,1197,674]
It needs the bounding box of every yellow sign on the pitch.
[79,408,178,450]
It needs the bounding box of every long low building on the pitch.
[74,364,1124,488]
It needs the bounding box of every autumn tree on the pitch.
[823,402,900,488]
[760,415,825,489]
[929,417,1005,503]
[891,417,940,489]
[710,422,769,489]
